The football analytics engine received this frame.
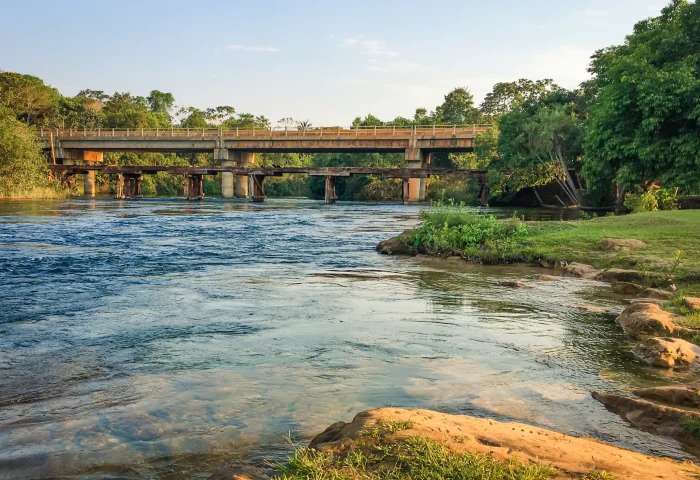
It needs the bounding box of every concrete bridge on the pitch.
[40,125,490,203]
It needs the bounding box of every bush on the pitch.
[624,187,678,213]
[407,202,528,261]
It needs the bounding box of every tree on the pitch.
[0,72,60,126]
[0,105,52,194]
[435,87,480,125]
[584,0,700,203]
[480,79,557,119]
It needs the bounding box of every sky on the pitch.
[1,0,671,126]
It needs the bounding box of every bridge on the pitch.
[40,125,490,203]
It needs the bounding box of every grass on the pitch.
[406,206,700,293]
[681,416,700,440]
[663,295,700,328]
[582,471,615,480]
[0,185,70,199]
[272,436,559,480]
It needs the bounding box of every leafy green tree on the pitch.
[480,79,557,119]
[435,87,480,125]
[584,0,700,204]
[0,105,54,195]
[0,72,60,126]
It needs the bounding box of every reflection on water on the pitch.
[0,198,693,479]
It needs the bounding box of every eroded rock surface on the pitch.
[597,268,647,284]
[207,462,271,480]
[499,280,532,288]
[531,274,559,281]
[375,230,414,256]
[633,337,700,368]
[563,263,600,280]
[615,302,689,339]
[601,238,648,250]
[612,281,645,295]
[643,288,674,300]
[309,408,699,480]
[685,297,700,312]
[593,391,700,445]
[634,383,700,408]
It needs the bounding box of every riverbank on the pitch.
[211,408,700,479]
[377,208,700,293]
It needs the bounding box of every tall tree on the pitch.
[584,0,700,202]
[0,72,60,126]
[436,87,480,125]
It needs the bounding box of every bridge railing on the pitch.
[39,125,492,140]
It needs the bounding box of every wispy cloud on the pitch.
[226,45,279,52]
[339,37,399,57]
[369,60,425,74]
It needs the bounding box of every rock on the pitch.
[498,280,532,288]
[601,238,648,251]
[642,288,674,301]
[207,462,270,480]
[634,383,700,409]
[563,263,600,280]
[539,259,555,269]
[309,408,698,480]
[684,297,700,312]
[630,298,666,306]
[575,305,608,313]
[611,281,645,295]
[593,391,700,445]
[596,268,646,283]
[531,274,559,281]
[376,230,414,256]
[615,302,690,339]
[633,337,700,368]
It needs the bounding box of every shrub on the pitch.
[624,187,678,213]
[407,202,528,261]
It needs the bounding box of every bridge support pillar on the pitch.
[116,174,142,199]
[402,178,410,205]
[84,170,96,196]
[235,152,255,198]
[216,149,234,199]
[324,176,337,204]
[185,174,204,200]
[405,147,425,203]
[251,174,265,203]
[477,176,489,206]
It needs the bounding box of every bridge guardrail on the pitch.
[39,125,492,140]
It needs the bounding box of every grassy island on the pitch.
[396,205,700,293]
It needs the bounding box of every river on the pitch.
[0,198,694,479]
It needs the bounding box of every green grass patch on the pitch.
[273,435,558,480]
[582,471,616,480]
[406,206,700,292]
[681,416,700,440]
[0,185,70,199]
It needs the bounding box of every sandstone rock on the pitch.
[499,280,532,288]
[596,268,646,283]
[601,238,648,251]
[615,302,690,339]
[563,263,600,280]
[642,288,674,300]
[634,383,700,409]
[575,305,608,313]
[685,297,700,312]
[630,298,666,306]
[207,462,271,480]
[593,391,700,445]
[633,337,700,368]
[309,408,699,480]
[531,274,559,281]
[611,281,645,295]
[376,230,414,256]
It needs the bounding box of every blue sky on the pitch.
[2,0,671,125]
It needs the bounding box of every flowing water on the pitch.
[0,198,695,479]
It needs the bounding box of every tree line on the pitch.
[1,0,698,204]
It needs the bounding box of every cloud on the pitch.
[339,37,399,57]
[226,45,279,52]
[369,60,425,74]
[518,45,593,89]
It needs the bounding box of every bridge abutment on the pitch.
[235,152,255,198]
[81,151,103,196]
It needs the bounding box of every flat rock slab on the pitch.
[376,230,414,256]
[310,408,700,480]
[642,288,674,300]
[612,281,645,295]
[499,280,532,288]
[601,238,648,250]
[633,337,700,368]
[593,391,700,446]
[531,274,560,281]
[634,383,700,409]
[597,268,647,283]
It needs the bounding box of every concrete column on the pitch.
[215,149,234,199]
[324,176,337,204]
[235,152,255,198]
[251,174,265,203]
[418,152,430,201]
[84,170,96,196]
[405,147,425,203]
